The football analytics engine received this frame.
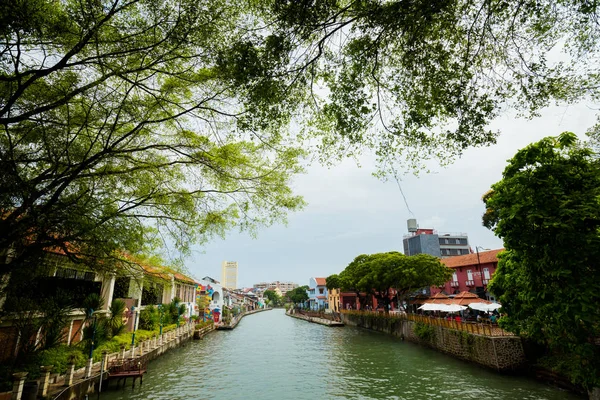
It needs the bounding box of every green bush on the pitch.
[414,321,436,342]
[139,305,160,331]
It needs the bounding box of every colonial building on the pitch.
[429,248,503,300]
[307,277,328,310]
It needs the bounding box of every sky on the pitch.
[184,102,598,288]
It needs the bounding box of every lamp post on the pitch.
[130,306,137,348]
[88,310,97,359]
[158,304,163,336]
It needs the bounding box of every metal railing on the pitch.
[341,310,513,337]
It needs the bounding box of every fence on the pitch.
[341,310,512,337]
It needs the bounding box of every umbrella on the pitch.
[469,302,502,312]
[418,303,442,311]
[443,304,467,313]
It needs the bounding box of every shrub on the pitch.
[139,305,160,331]
[414,321,436,342]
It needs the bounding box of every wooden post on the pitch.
[38,366,53,398]
[11,372,28,400]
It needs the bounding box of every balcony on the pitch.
[450,281,460,288]
[465,280,475,287]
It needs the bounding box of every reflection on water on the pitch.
[100,309,581,400]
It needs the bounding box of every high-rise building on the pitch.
[402,219,470,258]
[221,261,238,290]
[253,281,299,295]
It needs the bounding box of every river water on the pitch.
[99,309,580,400]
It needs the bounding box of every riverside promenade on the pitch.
[285,309,344,326]
[38,323,196,400]
[217,307,273,330]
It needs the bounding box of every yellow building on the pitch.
[327,288,341,312]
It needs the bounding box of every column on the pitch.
[84,357,93,378]
[11,372,28,400]
[120,344,126,360]
[38,366,53,398]
[64,364,75,387]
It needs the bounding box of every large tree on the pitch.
[0,0,305,276]
[332,252,451,312]
[285,285,309,306]
[230,0,600,176]
[483,132,600,390]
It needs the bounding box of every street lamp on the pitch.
[130,306,138,348]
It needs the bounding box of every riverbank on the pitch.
[217,307,273,330]
[285,309,344,326]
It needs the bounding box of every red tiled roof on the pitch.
[441,249,503,269]
[315,277,327,286]
[316,296,326,299]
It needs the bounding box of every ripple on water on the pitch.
[99,310,583,400]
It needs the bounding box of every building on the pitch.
[429,248,503,300]
[253,281,299,295]
[196,276,223,323]
[306,277,328,310]
[0,251,200,363]
[221,261,238,290]
[402,219,470,258]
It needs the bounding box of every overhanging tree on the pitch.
[0,0,306,277]
[257,0,600,171]
[483,132,600,390]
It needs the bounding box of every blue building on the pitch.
[307,277,328,310]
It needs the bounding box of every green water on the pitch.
[99,309,581,400]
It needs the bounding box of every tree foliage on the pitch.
[263,289,283,307]
[285,285,309,305]
[484,132,600,389]
[255,0,600,171]
[331,252,451,312]
[0,0,306,277]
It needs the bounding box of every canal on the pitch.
[100,309,580,400]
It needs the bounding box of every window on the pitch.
[455,239,460,244]
[467,270,473,280]
[452,272,458,282]
[319,288,324,294]
[483,268,490,279]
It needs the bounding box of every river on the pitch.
[99,309,581,400]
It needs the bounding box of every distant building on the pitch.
[402,220,470,258]
[221,261,238,290]
[253,281,299,295]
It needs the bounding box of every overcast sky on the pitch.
[184,102,598,288]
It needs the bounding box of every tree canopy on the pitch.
[484,132,600,389]
[0,0,305,276]
[4,0,600,279]
[330,252,451,311]
[285,285,309,305]
[263,289,283,307]
[256,0,600,171]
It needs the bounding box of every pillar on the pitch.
[11,372,28,400]
[84,357,93,378]
[120,344,126,360]
[102,351,109,372]
[64,364,75,387]
[38,366,53,398]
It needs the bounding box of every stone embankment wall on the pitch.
[341,313,526,372]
